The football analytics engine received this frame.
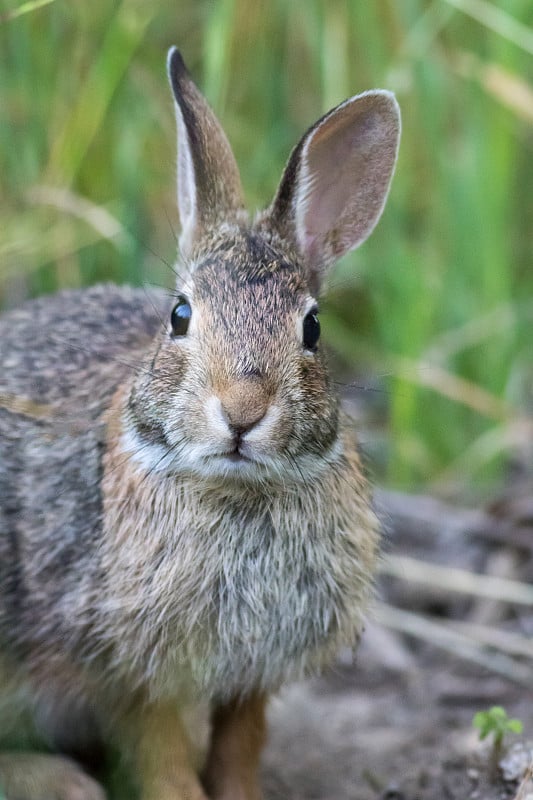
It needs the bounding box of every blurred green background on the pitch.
[1,0,532,494]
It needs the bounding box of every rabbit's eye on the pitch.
[170,297,191,336]
[302,309,320,351]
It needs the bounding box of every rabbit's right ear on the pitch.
[264,91,400,292]
[167,48,246,257]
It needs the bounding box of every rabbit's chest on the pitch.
[101,464,376,700]
[113,507,368,700]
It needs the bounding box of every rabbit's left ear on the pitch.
[264,91,400,289]
[167,48,246,257]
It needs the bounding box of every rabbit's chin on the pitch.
[120,423,342,487]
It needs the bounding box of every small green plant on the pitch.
[473,706,523,751]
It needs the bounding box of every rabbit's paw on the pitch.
[0,753,105,800]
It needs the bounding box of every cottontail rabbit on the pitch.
[0,48,400,800]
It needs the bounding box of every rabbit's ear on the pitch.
[266,91,400,289]
[167,48,246,257]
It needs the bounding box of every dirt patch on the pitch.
[263,647,532,800]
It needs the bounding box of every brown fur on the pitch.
[203,693,266,800]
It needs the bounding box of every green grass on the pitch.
[1,0,532,493]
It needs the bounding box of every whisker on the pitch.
[283,451,308,486]
[137,234,191,286]
[142,284,170,335]
[136,437,185,488]
[140,240,175,273]
[55,334,201,391]
[58,339,158,381]
[164,205,179,246]
[101,435,176,488]
[64,345,144,378]
[334,380,392,396]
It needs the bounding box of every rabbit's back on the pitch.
[0,285,165,669]
[0,285,166,405]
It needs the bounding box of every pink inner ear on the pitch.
[302,230,318,256]
[295,94,399,266]
[302,109,383,239]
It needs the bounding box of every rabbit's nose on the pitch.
[218,379,269,435]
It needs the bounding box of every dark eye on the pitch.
[302,309,320,351]
[170,297,191,336]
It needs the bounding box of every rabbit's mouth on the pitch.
[207,447,274,479]
[223,450,251,463]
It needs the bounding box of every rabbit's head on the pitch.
[122,48,400,485]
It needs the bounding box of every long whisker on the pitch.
[56,336,200,391]
[142,284,170,334]
[164,204,179,246]
[284,451,308,486]
[334,380,392,396]
[60,339,159,381]
[136,437,186,488]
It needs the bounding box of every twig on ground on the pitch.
[374,602,533,687]
[513,760,533,800]
[380,555,533,606]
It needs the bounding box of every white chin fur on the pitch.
[120,416,342,485]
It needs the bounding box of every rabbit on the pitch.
[0,47,400,800]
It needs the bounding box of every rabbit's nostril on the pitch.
[222,401,268,438]
[228,412,266,440]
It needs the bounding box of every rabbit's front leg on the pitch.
[131,702,208,800]
[202,692,266,800]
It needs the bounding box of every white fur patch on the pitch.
[120,421,172,475]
